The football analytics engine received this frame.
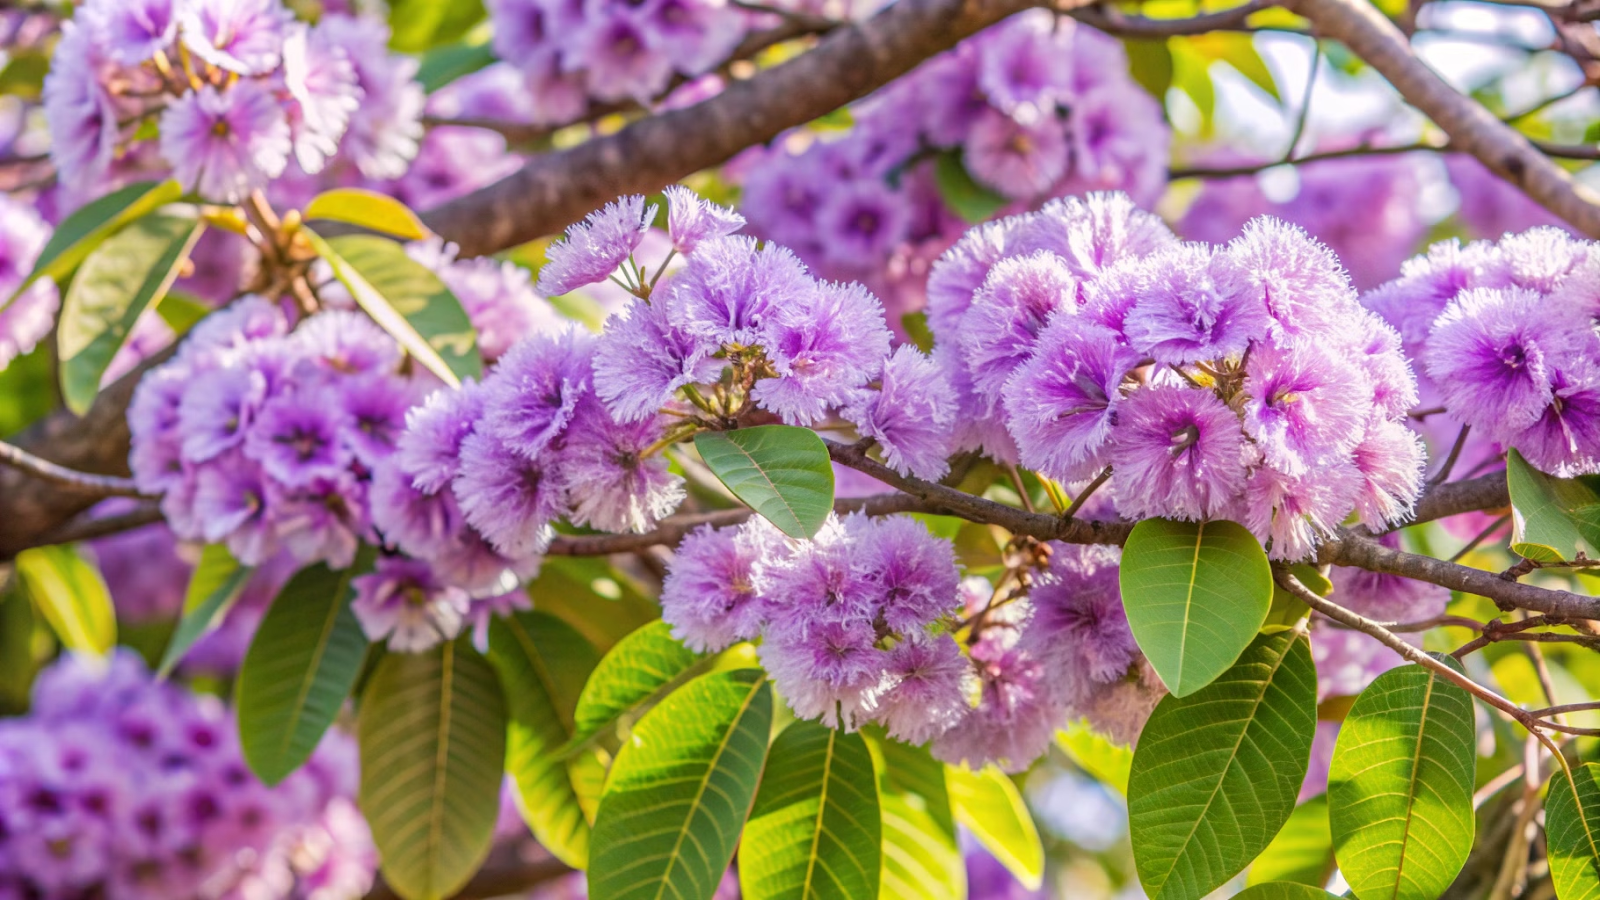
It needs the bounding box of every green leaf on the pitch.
[1119,518,1273,697]
[58,214,205,415]
[305,230,482,386]
[933,151,1010,225]
[1172,43,1217,132]
[693,426,835,539]
[741,721,881,900]
[416,39,497,92]
[155,290,212,335]
[1247,795,1333,887]
[158,544,253,678]
[305,189,431,241]
[360,639,507,900]
[864,735,964,900]
[1506,447,1600,562]
[565,620,707,754]
[1547,762,1600,900]
[947,764,1043,890]
[588,669,773,900]
[1264,564,1327,635]
[14,544,115,655]
[488,611,600,869]
[1124,37,1175,99]
[1232,885,1339,900]
[1130,630,1318,900]
[1056,724,1133,796]
[237,553,373,785]
[1329,658,1476,900]
[388,0,487,52]
[7,180,182,313]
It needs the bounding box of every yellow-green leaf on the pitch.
[14,544,115,655]
[948,764,1042,890]
[1547,761,1600,900]
[865,735,963,900]
[158,543,252,678]
[306,189,430,241]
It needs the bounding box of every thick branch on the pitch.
[1282,0,1600,237]
[421,0,1090,256]
[0,439,144,497]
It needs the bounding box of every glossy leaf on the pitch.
[564,620,707,754]
[933,151,1009,225]
[388,0,487,52]
[1247,795,1332,887]
[5,180,181,313]
[14,544,115,655]
[741,721,880,900]
[1119,518,1273,696]
[1329,658,1476,900]
[1263,565,1327,635]
[359,639,507,900]
[237,553,373,785]
[1232,885,1339,900]
[948,764,1043,890]
[58,214,204,414]
[693,426,834,539]
[416,39,497,92]
[865,735,963,900]
[1124,37,1174,99]
[1056,724,1133,796]
[158,543,253,678]
[305,230,481,386]
[1547,762,1600,900]
[306,189,430,241]
[1506,447,1600,562]
[1130,630,1318,900]
[588,669,773,900]
[487,611,600,869]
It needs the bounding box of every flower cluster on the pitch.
[1180,152,1429,289]
[0,193,57,371]
[738,11,1168,313]
[550,189,958,479]
[127,298,433,569]
[485,0,745,122]
[1363,227,1600,477]
[43,0,421,205]
[661,514,1158,771]
[0,651,374,899]
[931,191,1425,560]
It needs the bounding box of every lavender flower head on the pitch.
[352,556,472,652]
[158,81,291,202]
[0,196,59,371]
[537,195,657,295]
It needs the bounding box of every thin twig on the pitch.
[30,502,165,548]
[0,440,145,497]
[1063,466,1112,520]
[1430,424,1472,485]
[1282,41,1322,163]
[1448,513,1510,563]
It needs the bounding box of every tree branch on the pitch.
[420,0,1094,256]
[1281,0,1600,237]
[0,439,145,498]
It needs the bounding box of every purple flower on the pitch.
[271,475,366,569]
[177,366,267,463]
[486,0,571,65]
[663,184,745,254]
[87,0,177,65]
[482,327,596,458]
[537,195,656,295]
[812,179,913,272]
[430,528,542,598]
[1244,461,1363,562]
[873,636,970,745]
[1110,385,1247,522]
[1506,357,1600,477]
[1241,342,1370,477]
[1348,311,1420,421]
[932,638,1054,773]
[845,347,957,480]
[352,557,471,653]
[856,516,961,633]
[370,459,465,560]
[316,14,424,180]
[759,620,889,730]
[0,196,59,371]
[752,280,892,425]
[396,381,487,495]
[1124,243,1269,364]
[959,251,1077,407]
[925,215,1032,344]
[282,22,360,175]
[1446,155,1575,240]
[1004,319,1139,484]
[452,432,562,559]
[158,82,291,203]
[1226,216,1358,338]
[42,22,119,193]
[291,310,402,377]
[243,394,353,488]
[415,243,562,363]
[1017,192,1177,283]
[963,111,1069,199]
[192,455,275,563]
[643,0,742,74]
[757,515,877,634]
[593,297,721,422]
[660,520,783,652]
[1350,418,1425,529]
[1496,226,1587,294]
[570,15,672,103]
[664,235,812,345]
[559,400,686,533]
[178,0,292,74]
[1023,544,1138,692]
[1425,287,1566,434]
[339,376,418,467]
[976,11,1071,124]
